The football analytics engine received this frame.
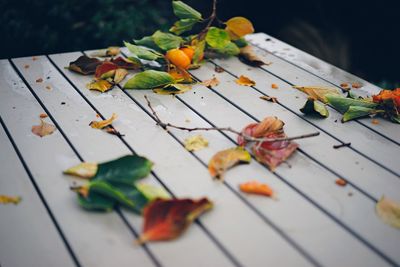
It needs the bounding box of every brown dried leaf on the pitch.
[235,75,256,86]
[201,77,220,88]
[238,46,265,67]
[184,135,209,151]
[293,86,340,103]
[68,55,102,75]
[260,95,278,103]
[86,80,114,93]
[237,116,284,146]
[214,66,224,73]
[137,198,213,244]
[89,113,118,129]
[32,119,56,137]
[208,147,251,180]
[0,195,22,205]
[376,196,400,229]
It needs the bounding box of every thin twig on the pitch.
[333,142,351,149]
[198,0,218,40]
[144,95,320,143]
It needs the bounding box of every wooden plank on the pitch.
[10,56,237,267]
[103,49,396,266]
[209,56,400,175]
[246,33,400,144]
[48,51,317,267]
[0,59,157,267]
[0,122,76,267]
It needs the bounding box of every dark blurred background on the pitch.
[1,0,399,88]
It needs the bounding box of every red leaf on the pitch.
[68,56,102,75]
[137,198,213,244]
[95,62,119,79]
[111,57,141,70]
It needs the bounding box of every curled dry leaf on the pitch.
[90,113,118,129]
[63,162,98,179]
[260,95,278,103]
[235,75,256,86]
[335,178,347,187]
[137,198,213,244]
[237,116,284,146]
[68,55,102,75]
[0,195,22,205]
[208,146,251,180]
[238,46,265,67]
[32,119,56,137]
[239,181,274,197]
[184,135,209,151]
[201,76,220,88]
[86,80,114,93]
[376,196,400,229]
[293,86,340,103]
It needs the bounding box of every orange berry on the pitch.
[166,48,191,69]
[180,47,195,61]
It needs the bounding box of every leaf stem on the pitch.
[198,0,218,40]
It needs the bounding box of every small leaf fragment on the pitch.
[32,119,56,137]
[90,113,118,129]
[239,181,273,197]
[225,17,254,39]
[376,196,400,229]
[208,147,251,180]
[260,95,278,103]
[293,86,341,103]
[201,77,220,88]
[63,162,98,179]
[124,70,175,89]
[184,135,209,151]
[300,98,329,118]
[335,179,347,187]
[68,55,102,75]
[137,198,213,244]
[238,46,265,67]
[86,80,114,93]
[0,195,22,205]
[235,75,256,86]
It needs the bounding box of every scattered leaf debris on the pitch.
[235,75,256,86]
[39,113,48,119]
[214,66,224,73]
[24,64,30,69]
[335,179,347,187]
[32,118,56,137]
[89,113,117,129]
[0,195,22,205]
[333,143,351,149]
[376,196,400,229]
[45,85,52,90]
[371,119,380,125]
[340,83,350,90]
[239,181,274,197]
[184,135,209,151]
[271,83,278,89]
[201,76,220,88]
[352,82,362,89]
[260,95,278,103]
[36,78,43,83]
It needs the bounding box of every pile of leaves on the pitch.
[67,0,264,95]
[64,155,212,243]
[295,86,400,123]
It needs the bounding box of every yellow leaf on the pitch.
[113,69,129,84]
[201,77,220,88]
[153,84,192,95]
[225,17,254,40]
[293,86,341,103]
[90,113,118,129]
[208,147,251,180]
[31,119,56,137]
[0,195,22,205]
[63,162,98,179]
[376,196,400,229]
[184,135,209,151]
[86,80,114,93]
[235,75,256,86]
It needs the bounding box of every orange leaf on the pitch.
[95,62,119,79]
[239,181,274,197]
[235,75,256,86]
[0,195,22,205]
[137,198,213,244]
[32,119,56,137]
[86,80,114,93]
[225,17,254,40]
[89,113,118,129]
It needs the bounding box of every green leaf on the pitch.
[136,183,170,201]
[192,40,206,65]
[215,42,240,56]
[391,115,400,124]
[134,36,161,52]
[326,94,378,113]
[170,19,198,35]
[77,191,115,212]
[152,31,183,51]
[124,41,162,61]
[300,98,329,118]
[342,106,383,122]
[89,181,147,213]
[124,70,175,89]
[205,27,231,49]
[93,155,153,186]
[172,1,202,20]
[233,38,248,48]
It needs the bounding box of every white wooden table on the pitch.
[1,33,399,267]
